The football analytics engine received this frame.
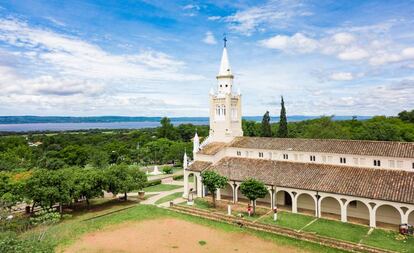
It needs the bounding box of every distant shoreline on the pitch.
[0,115,373,133]
[0,115,372,124]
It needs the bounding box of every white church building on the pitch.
[183,41,414,229]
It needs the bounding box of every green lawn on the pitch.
[155,192,183,205]
[362,228,414,253]
[143,184,182,192]
[21,204,345,253]
[259,211,316,230]
[303,218,369,243]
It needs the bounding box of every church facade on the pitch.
[183,43,414,228]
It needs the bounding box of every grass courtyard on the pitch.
[190,198,414,253]
[143,183,182,192]
[18,202,349,253]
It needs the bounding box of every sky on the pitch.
[0,0,414,117]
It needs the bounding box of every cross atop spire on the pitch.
[223,33,227,48]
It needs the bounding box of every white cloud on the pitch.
[260,33,318,53]
[225,0,312,35]
[332,32,355,45]
[329,72,354,81]
[337,48,369,61]
[183,4,200,11]
[208,16,221,21]
[0,18,206,116]
[0,18,202,81]
[202,31,217,45]
[369,47,414,65]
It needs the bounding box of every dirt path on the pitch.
[64,218,306,253]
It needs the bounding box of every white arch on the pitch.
[343,199,371,224]
[373,203,404,227]
[296,192,318,217]
[318,195,342,220]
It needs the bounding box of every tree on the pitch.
[398,109,414,123]
[104,165,147,201]
[26,169,74,213]
[261,111,272,137]
[239,178,268,215]
[73,168,105,207]
[157,117,178,140]
[201,170,227,207]
[277,96,288,138]
[88,149,109,169]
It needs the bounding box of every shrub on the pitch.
[0,232,53,253]
[29,208,61,226]
[145,179,161,187]
[162,166,173,174]
[173,175,183,180]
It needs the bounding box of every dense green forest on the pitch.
[0,111,413,213]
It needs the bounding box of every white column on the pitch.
[268,188,274,209]
[234,184,240,203]
[402,213,408,224]
[229,184,235,203]
[317,198,322,218]
[340,202,347,222]
[216,188,221,200]
[314,196,318,217]
[196,174,202,198]
[369,205,377,228]
[292,193,298,213]
[182,170,189,198]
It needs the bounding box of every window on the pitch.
[283,154,289,160]
[373,160,381,167]
[225,84,228,87]
[236,151,241,156]
[259,152,264,158]
[412,162,414,169]
[310,155,316,162]
[349,201,357,208]
[340,157,347,164]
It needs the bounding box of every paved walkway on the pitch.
[141,187,184,205]
[140,180,190,205]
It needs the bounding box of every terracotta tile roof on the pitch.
[210,157,414,204]
[198,142,227,155]
[187,161,212,172]
[229,137,414,158]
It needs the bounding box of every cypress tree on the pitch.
[261,111,272,137]
[277,96,288,137]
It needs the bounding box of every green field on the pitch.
[143,184,182,192]
[154,192,183,205]
[16,203,348,253]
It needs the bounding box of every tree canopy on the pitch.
[277,96,288,138]
[240,178,268,214]
[261,111,272,137]
[201,170,227,207]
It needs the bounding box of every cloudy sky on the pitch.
[0,0,413,117]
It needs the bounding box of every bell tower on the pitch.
[209,37,243,142]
